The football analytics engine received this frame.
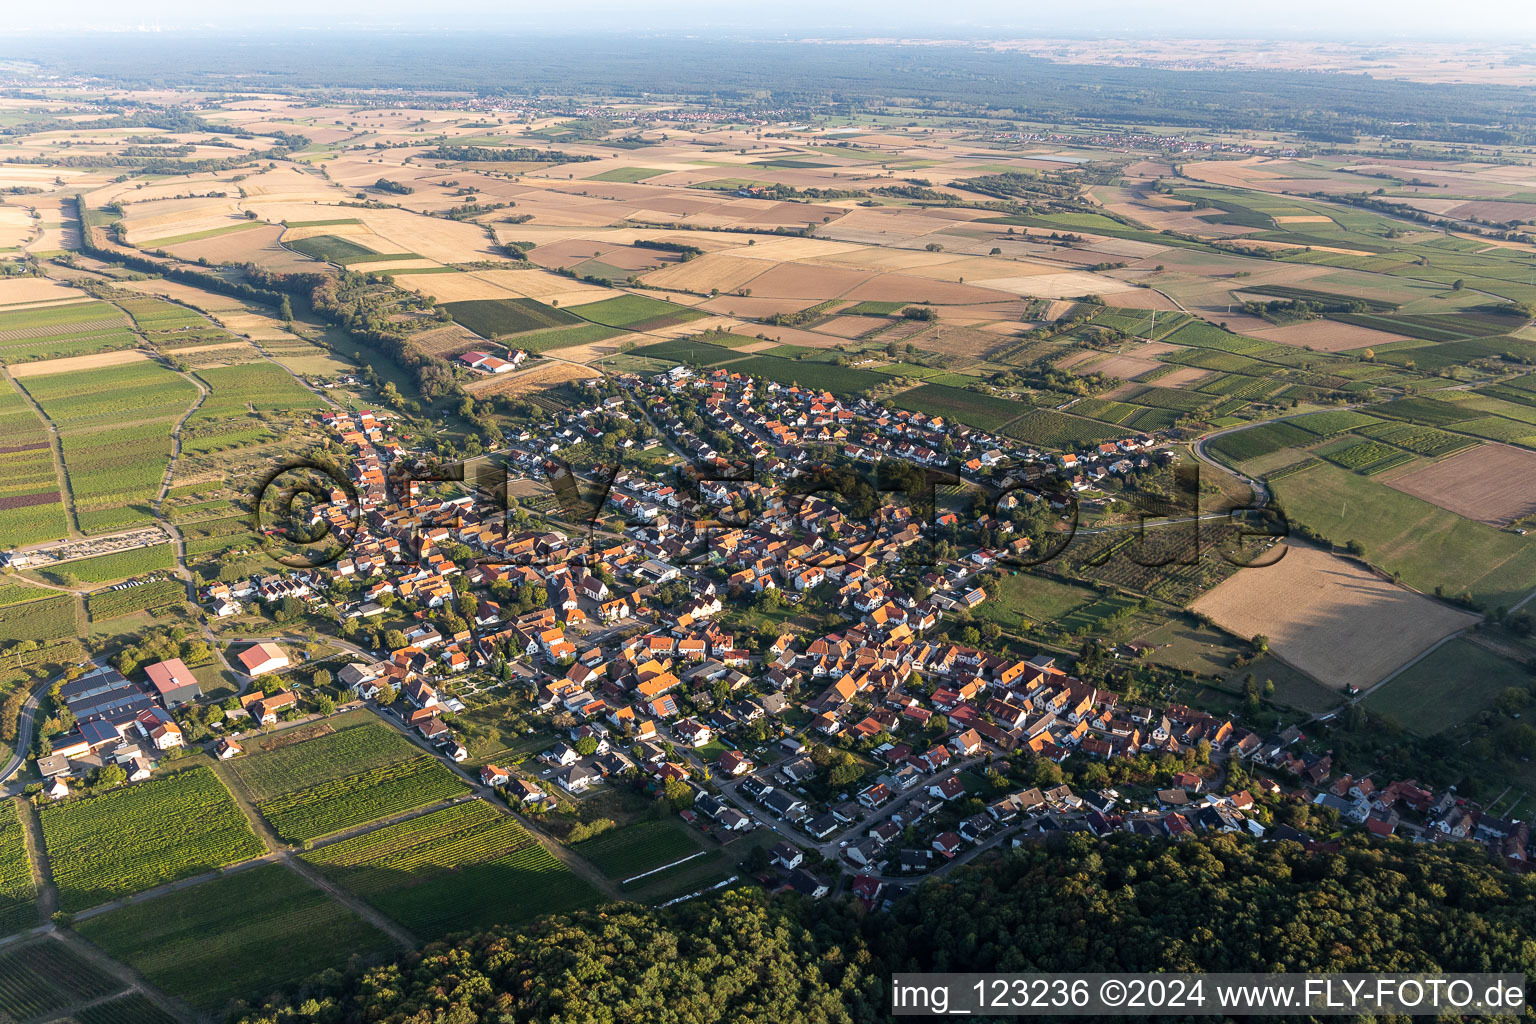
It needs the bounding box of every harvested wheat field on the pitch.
[813,315,891,339]
[1384,444,1536,527]
[642,253,772,294]
[113,278,246,312]
[1248,319,1411,352]
[0,278,83,305]
[466,360,600,396]
[1082,353,1165,379]
[1149,365,1215,387]
[971,271,1116,298]
[1190,540,1478,690]
[841,274,1015,304]
[9,349,149,377]
[697,296,822,319]
[0,206,35,248]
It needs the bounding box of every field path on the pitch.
[207,758,284,854]
[14,795,56,924]
[54,929,201,1024]
[69,854,281,924]
[365,705,622,902]
[281,853,417,949]
[2,365,79,539]
[145,370,242,688]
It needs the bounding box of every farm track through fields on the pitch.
[280,854,417,950]
[68,855,281,924]
[365,705,622,902]
[2,365,78,539]
[15,797,54,924]
[54,930,199,1024]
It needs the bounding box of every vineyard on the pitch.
[0,593,78,643]
[1356,420,1477,457]
[568,294,708,330]
[77,993,180,1024]
[257,755,467,843]
[0,800,36,936]
[87,578,187,620]
[443,297,581,338]
[0,378,68,547]
[76,862,394,1013]
[227,720,421,801]
[571,819,700,878]
[40,767,265,910]
[0,940,124,1020]
[1317,438,1417,474]
[1288,410,1386,437]
[894,383,1022,432]
[20,362,197,533]
[1058,520,1260,606]
[1000,409,1124,449]
[1207,421,1315,464]
[39,543,173,585]
[305,799,595,936]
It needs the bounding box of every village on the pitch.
[22,354,1525,915]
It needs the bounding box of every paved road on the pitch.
[0,662,85,786]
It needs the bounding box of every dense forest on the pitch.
[233,836,1536,1023]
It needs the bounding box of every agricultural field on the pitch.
[39,766,265,911]
[568,293,709,330]
[570,818,701,879]
[305,799,599,937]
[86,577,187,620]
[37,542,173,584]
[0,593,80,643]
[0,940,124,1021]
[0,378,69,547]
[226,719,422,801]
[1272,461,1536,608]
[443,297,581,338]
[257,755,468,843]
[1383,443,1536,526]
[0,799,36,936]
[1001,409,1124,448]
[1363,638,1527,735]
[76,863,394,1013]
[17,360,197,532]
[1190,540,1479,691]
[76,993,181,1024]
[286,233,416,265]
[895,383,1024,432]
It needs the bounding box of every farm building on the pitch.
[143,658,202,708]
[238,642,290,677]
[458,350,521,374]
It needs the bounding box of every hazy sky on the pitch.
[13,0,1536,40]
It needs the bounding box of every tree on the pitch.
[927,713,949,735]
[662,776,694,810]
[575,735,599,756]
[313,693,337,716]
[313,669,332,689]
[828,761,864,788]
[95,763,127,790]
[375,684,397,706]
